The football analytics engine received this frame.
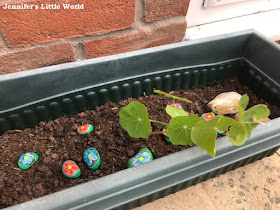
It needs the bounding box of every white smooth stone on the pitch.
[208,92,241,115]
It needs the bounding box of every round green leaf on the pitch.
[166,105,189,118]
[215,116,247,146]
[167,116,201,145]
[119,101,151,138]
[239,94,249,110]
[242,104,270,122]
[242,104,270,138]
[191,116,223,157]
[226,122,246,146]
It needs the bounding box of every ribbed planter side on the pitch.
[1,58,280,134]
[240,60,280,105]
[0,60,240,134]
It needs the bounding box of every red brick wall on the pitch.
[0,0,190,75]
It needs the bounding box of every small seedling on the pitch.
[119,91,270,157]
[154,89,191,118]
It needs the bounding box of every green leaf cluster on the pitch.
[119,93,270,157]
[191,94,270,156]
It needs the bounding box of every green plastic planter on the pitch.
[1,30,280,209]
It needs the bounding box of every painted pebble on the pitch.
[83,147,101,170]
[18,152,38,170]
[162,128,172,144]
[201,112,215,121]
[207,92,241,115]
[168,102,182,109]
[77,124,94,135]
[216,130,225,135]
[127,148,153,168]
[62,160,81,178]
[201,113,225,135]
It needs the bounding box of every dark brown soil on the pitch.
[0,77,279,208]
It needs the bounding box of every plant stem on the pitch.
[153,89,192,103]
[149,119,168,126]
[150,131,164,135]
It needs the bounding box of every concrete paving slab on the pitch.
[135,150,280,210]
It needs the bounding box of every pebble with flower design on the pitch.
[83,147,101,170]
[168,102,182,109]
[18,152,39,170]
[62,160,81,178]
[127,148,153,168]
[201,112,215,121]
[77,124,94,135]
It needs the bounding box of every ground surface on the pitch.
[0,78,279,208]
[135,149,280,210]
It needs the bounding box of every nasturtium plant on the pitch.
[192,115,247,156]
[119,101,151,138]
[119,91,270,158]
[236,94,270,138]
[191,94,269,156]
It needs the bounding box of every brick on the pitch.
[0,43,74,75]
[144,21,187,48]
[145,0,190,22]
[85,31,148,59]
[0,0,135,46]
[85,21,186,59]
